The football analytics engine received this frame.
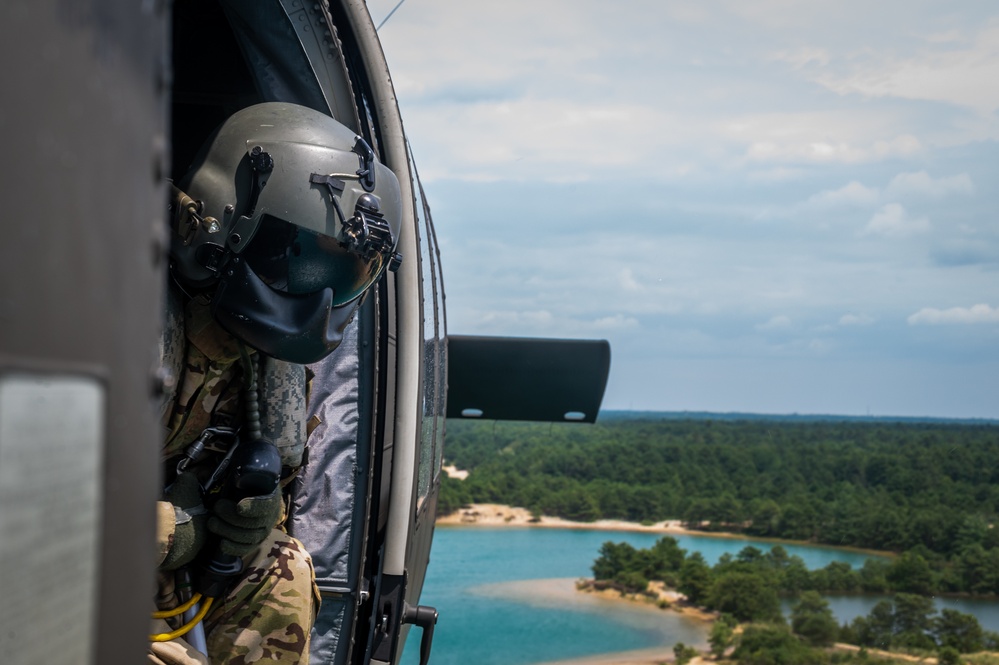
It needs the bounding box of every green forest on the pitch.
[439,416,999,596]
[591,536,998,665]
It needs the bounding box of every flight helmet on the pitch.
[170,102,403,364]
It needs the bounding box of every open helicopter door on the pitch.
[300,6,447,665]
[168,5,611,665]
[186,2,442,664]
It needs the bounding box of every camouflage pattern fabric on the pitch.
[163,296,247,459]
[156,294,318,664]
[260,357,307,470]
[160,289,187,424]
[149,530,317,665]
[203,529,320,664]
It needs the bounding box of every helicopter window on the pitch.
[427,179,448,481]
[416,192,435,503]
[414,151,444,507]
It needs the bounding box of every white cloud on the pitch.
[461,307,642,337]
[862,204,930,237]
[790,171,975,220]
[925,29,966,45]
[744,134,922,165]
[474,309,556,329]
[908,304,999,325]
[746,167,807,182]
[718,101,931,168]
[377,2,991,184]
[618,268,642,292]
[770,47,831,69]
[756,315,792,331]
[884,171,975,199]
[839,313,875,326]
[807,181,880,208]
[404,99,681,182]
[808,338,835,354]
[592,314,640,330]
[813,21,999,114]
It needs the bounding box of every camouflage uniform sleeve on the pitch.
[203,529,320,664]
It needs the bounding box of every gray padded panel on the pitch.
[289,317,360,585]
[288,316,362,665]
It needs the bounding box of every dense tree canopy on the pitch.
[732,624,817,665]
[842,594,995,655]
[590,538,997,661]
[442,417,999,595]
[790,592,838,647]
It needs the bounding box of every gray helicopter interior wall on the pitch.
[0,1,168,663]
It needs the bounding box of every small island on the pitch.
[575,577,718,623]
[575,535,999,665]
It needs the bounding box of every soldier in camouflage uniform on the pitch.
[152,293,319,665]
[152,102,402,664]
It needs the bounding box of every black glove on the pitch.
[160,472,208,571]
[207,488,283,557]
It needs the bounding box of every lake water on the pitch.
[400,527,999,665]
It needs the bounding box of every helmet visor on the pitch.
[241,215,380,305]
[213,258,358,364]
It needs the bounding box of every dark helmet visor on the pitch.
[241,215,380,305]
[212,258,358,364]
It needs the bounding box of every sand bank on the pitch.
[470,577,711,621]
[576,579,718,623]
[436,503,893,558]
[436,503,697,534]
[534,650,711,665]
[443,464,469,480]
[470,578,712,665]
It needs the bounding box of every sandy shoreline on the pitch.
[436,503,892,557]
[576,579,718,623]
[471,577,716,624]
[533,649,711,665]
[437,503,695,534]
[471,578,712,665]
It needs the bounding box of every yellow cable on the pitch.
[149,597,215,642]
[152,592,203,619]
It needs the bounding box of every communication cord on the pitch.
[152,592,202,619]
[149,597,214,642]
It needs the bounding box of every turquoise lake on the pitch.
[400,527,999,665]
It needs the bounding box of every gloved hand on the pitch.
[207,488,283,557]
[160,472,208,571]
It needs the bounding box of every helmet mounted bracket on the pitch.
[171,185,221,247]
[222,146,275,258]
[351,136,376,192]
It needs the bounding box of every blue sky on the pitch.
[367,1,999,418]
